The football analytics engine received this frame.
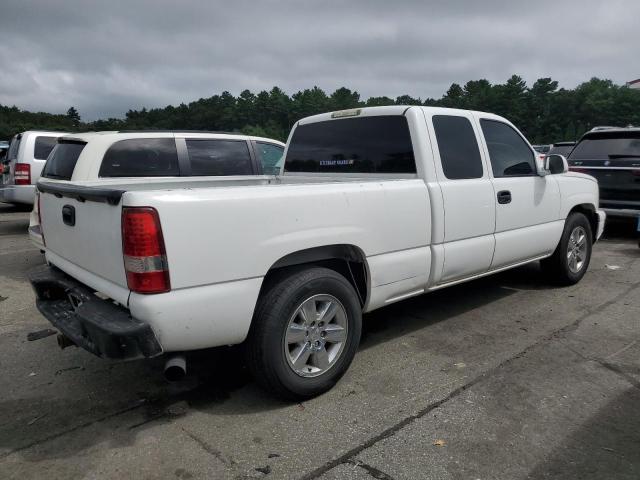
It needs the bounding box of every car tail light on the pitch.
[15,163,31,185]
[37,192,46,247]
[121,207,170,294]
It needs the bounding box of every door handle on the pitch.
[497,190,512,204]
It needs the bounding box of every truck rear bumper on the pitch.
[29,265,162,360]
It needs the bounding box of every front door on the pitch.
[476,117,561,269]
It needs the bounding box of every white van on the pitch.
[0,131,67,205]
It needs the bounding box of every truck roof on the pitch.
[297,105,507,126]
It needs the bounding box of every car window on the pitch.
[432,115,483,179]
[186,139,253,176]
[285,116,416,174]
[548,144,574,156]
[34,136,59,160]
[255,142,284,175]
[481,120,536,177]
[42,141,87,180]
[568,133,640,161]
[7,135,21,161]
[533,145,550,154]
[100,138,179,177]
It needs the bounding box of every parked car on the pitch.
[567,127,640,218]
[0,131,67,205]
[0,141,8,162]
[548,141,576,157]
[29,131,284,249]
[31,106,604,399]
[532,144,551,166]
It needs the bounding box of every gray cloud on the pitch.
[1,0,638,120]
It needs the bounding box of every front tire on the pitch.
[246,267,362,400]
[541,212,592,285]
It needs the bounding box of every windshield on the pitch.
[569,132,640,160]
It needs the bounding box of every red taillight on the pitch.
[37,193,46,247]
[15,163,31,185]
[122,207,170,294]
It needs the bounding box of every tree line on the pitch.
[1,75,639,144]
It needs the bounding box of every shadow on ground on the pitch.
[528,386,640,479]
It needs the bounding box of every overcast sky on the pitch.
[1,0,638,120]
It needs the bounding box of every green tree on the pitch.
[66,106,81,127]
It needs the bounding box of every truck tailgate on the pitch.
[39,187,127,290]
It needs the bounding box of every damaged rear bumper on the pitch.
[29,264,162,360]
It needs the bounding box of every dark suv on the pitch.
[567,128,640,217]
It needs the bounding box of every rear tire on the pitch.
[541,212,592,285]
[246,267,362,400]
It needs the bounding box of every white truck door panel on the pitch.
[476,116,562,269]
[424,111,496,283]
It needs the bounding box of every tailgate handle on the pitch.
[62,205,76,226]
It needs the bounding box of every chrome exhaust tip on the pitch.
[164,354,187,381]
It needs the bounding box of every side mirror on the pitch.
[545,154,568,174]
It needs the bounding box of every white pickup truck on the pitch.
[31,106,605,399]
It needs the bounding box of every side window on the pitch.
[34,136,58,160]
[432,115,483,179]
[186,139,253,176]
[100,138,179,177]
[256,142,284,175]
[480,120,536,177]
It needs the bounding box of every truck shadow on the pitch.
[527,386,640,479]
[0,261,555,464]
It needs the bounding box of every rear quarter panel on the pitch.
[123,179,431,290]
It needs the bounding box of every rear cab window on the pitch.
[42,141,87,180]
[185,139,253,176]
[34,136,59,160]
[100,138,179,177]
[285,115,416,174]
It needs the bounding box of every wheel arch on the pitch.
[568,203,598,241]
[261,244,370,307]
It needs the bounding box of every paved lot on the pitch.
[0,202,639,480]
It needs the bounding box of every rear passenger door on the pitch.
[427,113,496,283]
[477,117,560,268]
